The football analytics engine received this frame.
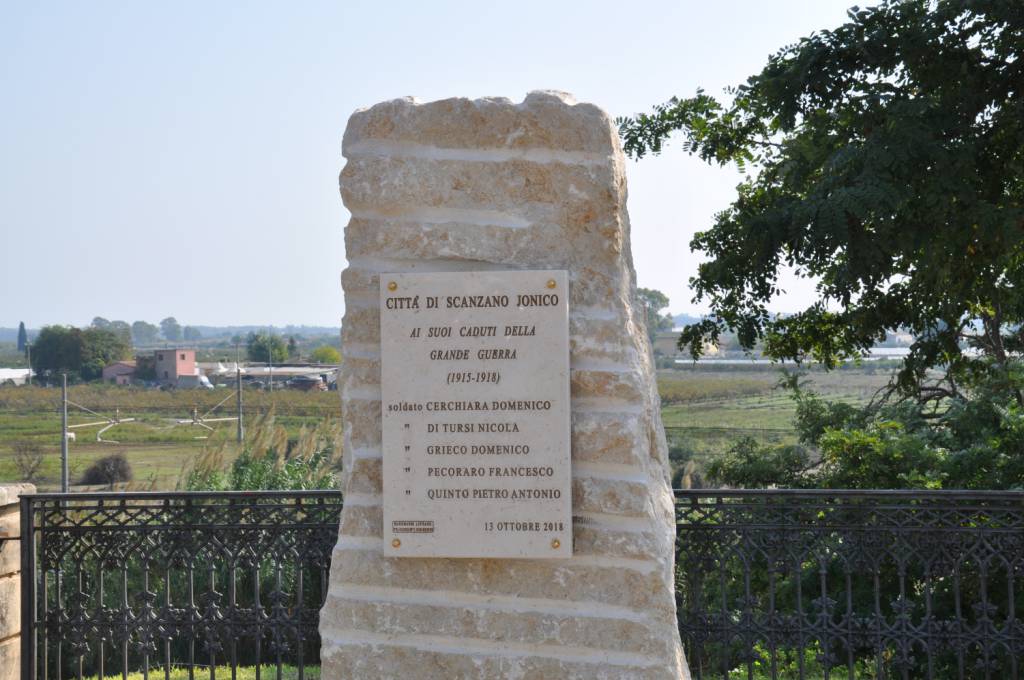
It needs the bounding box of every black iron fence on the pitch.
[675,489,1024,680]
[20,491,343,680]
[20,489,1024,679]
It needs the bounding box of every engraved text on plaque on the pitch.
[379,270,571,558]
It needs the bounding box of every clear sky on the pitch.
[1,0,856,328]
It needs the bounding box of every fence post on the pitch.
[0,484,35,680]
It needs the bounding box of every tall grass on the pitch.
[180,411,342,491]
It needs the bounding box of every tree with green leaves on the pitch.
[246,332,288,364]
[31,325,131,382]
[183,326,202,341]
[16,322,27,353]
[160,317,182,342]
[311,345,340,364]
[108,320,132,347]
[287,336,299,359]
[131,320,160,346]
[620,1,1024,492]
[79,327,132,380]
[636,288,674,343]
[618,0,1024,407]
[30,326,83,379]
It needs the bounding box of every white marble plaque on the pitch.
[379,270,571,558]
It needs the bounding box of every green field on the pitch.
[659,362,895,481]
[0,363,896,490]
[0,384,340,490]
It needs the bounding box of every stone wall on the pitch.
[0,483,34,680]
[321,92,688,679]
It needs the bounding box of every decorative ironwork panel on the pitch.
[675,490,1024,680]
[22,490,343,680]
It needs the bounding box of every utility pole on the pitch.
[25,343,31,386]
[61,373,69,493]
[236,365,244,443]
[268,355,273,393]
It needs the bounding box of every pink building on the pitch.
[154,348,196,384]
[102,361,136,385]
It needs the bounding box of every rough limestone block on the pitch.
[0,509,20,578]
[0,484,34,578]
[0,576,19,641]
[322,91,688,679]
[0,637,18,680]
[0,484,32,680]
[0,484,33,508]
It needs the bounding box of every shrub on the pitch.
[12,440,44,482]
[80,453,133,487]
[310,345,340,364]
[182,412,340,491]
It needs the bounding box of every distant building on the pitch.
[154,348,197,385]
[205,363,338,390]
[653,331,682,357]
[102,361,136,385]
[652,331,718,359]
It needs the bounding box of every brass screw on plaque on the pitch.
[387,281,398,291]
[546,279,557,289]
[551,538,561,549]
[392,538,401,548]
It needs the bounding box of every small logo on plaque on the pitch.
[392,520,435,534]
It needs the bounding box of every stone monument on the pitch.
[321,91,688,679]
